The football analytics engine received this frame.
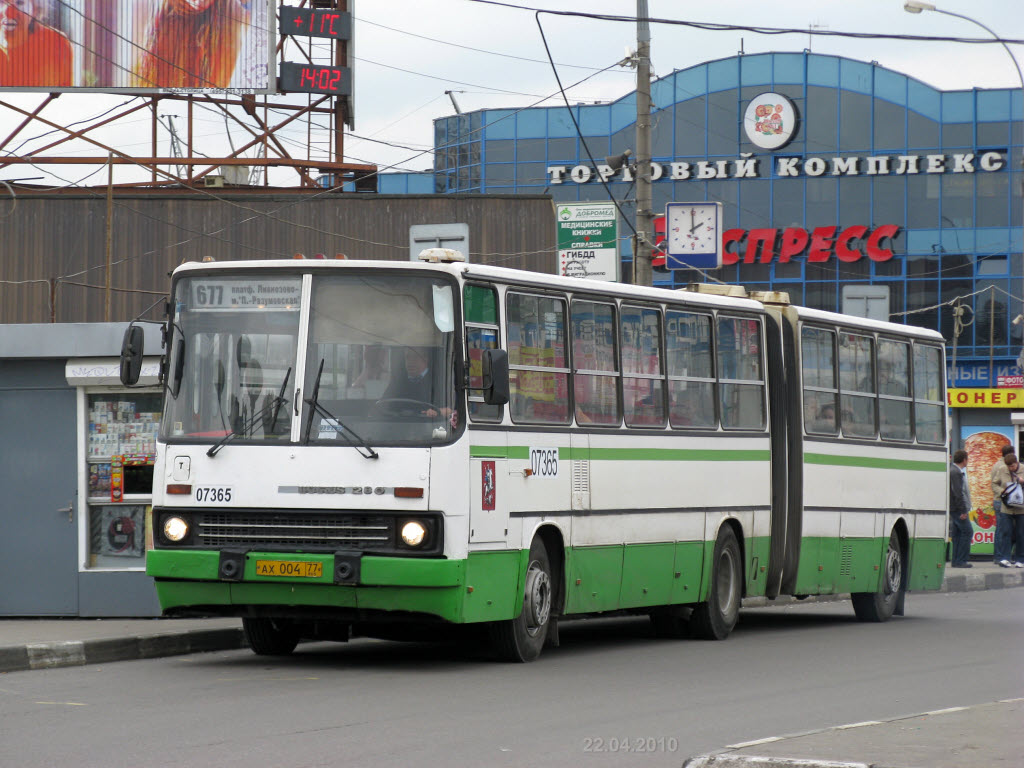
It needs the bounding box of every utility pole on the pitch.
[633,0,654,286]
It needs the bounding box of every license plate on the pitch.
[254,560,323,578]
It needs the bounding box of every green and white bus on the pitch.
[121,250,948,662]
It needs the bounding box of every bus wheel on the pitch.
[852,530,903,623]
[243,617,300,656]
[489,538,553,662]
[690,526,742,640]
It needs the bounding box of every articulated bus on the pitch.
[120,251,948,662]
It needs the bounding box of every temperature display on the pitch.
[279,8,351,40]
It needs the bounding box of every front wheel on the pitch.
[243,617,300,656]
[690,526,742,640]
[489,539,554,662]
[851,529,904,622]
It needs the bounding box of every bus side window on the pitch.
[621,305,665,427]
[878,339,911,441]
[507,292,570,424]
[666,310,715,428]
[717,316,765,430]
[838,332,876,438]
[571,300,620,426]
[802,326,838,435]
[913,344,945,444]
[464,284,503,423]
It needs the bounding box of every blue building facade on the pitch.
[381,51,1023,387]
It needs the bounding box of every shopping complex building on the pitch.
[381,51,1023,389]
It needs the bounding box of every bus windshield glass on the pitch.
[161,271,458,448]
[303,273,457,446]
[162,275,303,443]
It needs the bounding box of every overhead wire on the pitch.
[2,4,1021,288]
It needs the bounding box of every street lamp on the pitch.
[904,1,1024,385]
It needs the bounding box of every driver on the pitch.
[379,346,451,418]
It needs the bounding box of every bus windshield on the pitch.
[303,273,457,446]
[160,271,458,448]
[162,275,303,443]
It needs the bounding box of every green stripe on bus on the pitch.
[804,452,946,472]
[471,446,769,462]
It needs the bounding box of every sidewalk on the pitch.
[1,560,1021,674]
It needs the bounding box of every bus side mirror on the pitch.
[119,325,145,386]
[481,348,510,405]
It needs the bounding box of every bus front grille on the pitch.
[195,512,395,551]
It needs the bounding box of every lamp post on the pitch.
[904,1,1024,386]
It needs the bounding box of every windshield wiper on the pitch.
[207,367,292,458]
[303,358,379,459]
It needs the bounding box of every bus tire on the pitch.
[690,526,742,640]
[489,538,553,662]
[851,529,904,623]
[243,617,300,656]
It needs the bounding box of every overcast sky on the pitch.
[349,0,1023,173]
[0,0,1019,187]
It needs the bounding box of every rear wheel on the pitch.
[690,526,742,640]
[490,538,554,662]
[852,529,904,622]
[243,617,300,656]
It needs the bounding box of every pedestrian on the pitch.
[949,449,973,568]
[990,443,1016,566]
[991,452,1024,568]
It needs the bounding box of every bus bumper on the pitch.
[146,549,522,624]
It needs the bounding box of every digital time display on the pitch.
[279,63,351,96]
[279,8,351,40]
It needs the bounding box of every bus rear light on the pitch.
[166,484,192,495]
[394,487,424,498]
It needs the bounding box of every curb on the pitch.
[742,566,1024,609]
[0,628,247,673]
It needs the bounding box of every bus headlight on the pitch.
[163,516,189,542]
[400,521,427,547]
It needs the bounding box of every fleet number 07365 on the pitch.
[195,486,233,503]
[529,448,559,478]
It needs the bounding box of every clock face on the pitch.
[666,203,718,255]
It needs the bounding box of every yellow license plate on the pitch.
[254,560,323,578]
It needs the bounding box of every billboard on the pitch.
[0,0,273,92]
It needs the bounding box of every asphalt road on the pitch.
[1,588,1021,768]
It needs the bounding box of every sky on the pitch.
[0,0,1020,188]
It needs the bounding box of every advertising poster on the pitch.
[961,426,1015,555]
[0,0,272,92]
